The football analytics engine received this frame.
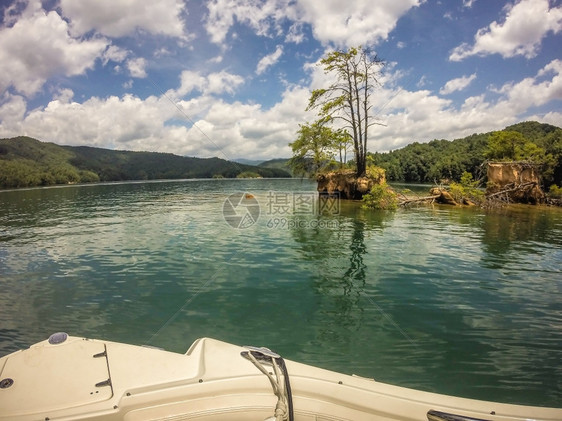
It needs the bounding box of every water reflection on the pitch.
[480,205,562,270]
[1,181,561,407]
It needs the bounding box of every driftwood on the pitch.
[394,180,547,209]
[399,195,440,207]
[486,181,537,199]
[486,181,545,205]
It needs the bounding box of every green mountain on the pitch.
[0,137,291,189]
[258,158,292,173]
[369,121,562,187]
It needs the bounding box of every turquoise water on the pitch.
[0,179,561,407]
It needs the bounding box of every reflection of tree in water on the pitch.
[291,207,390,345]
[336,219,367,319]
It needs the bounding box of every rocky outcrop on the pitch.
[486,162,545,204]
[429,187,458,205]
[317,169,385,200]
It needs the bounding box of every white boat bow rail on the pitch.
[0,333,560,421]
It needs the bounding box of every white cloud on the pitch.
[496,59,562,113]
[296,0,423,47]
[206,71,245,95]
[286,22,305,44]
[0,0,108,97]
[53,88,74,103]
[450,0,562,61]
[60,0,187,38]
[0,93,27,133]
[127,58,148,78]
[170,70,244,98]
[205,0,291,44]
[528,111,562,127]
[174,71,207,97]
[463,0,476,8]
[204,0,422,48]
[417,75,428,88]
[256,45,284,75]
[440,73,477,95]
[370,59,562,151]
[1,52,560,161]
[103,45,129,65]
[0,75,312,160]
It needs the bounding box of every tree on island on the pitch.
[306,46,385,177]
[288,121,351,177]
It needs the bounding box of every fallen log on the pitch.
[399,195,440,206]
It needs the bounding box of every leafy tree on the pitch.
[484,130,547,161]
[288,121,338,176]
[362,182,398,210]
[549,184,562,198]
[449,171,485,204]
[333,128,353,168]
[307,46,384,177]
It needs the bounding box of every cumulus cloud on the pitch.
[0,0,108,97]
[60,0,187,38]
[1,0,560,162]
[127,58,148,78]
[205,0,291,44]
[204,0,422,47]
[496,59,562,113]
[0,93,26,133]
[1,57,560,160]
[256,45,284,75]
[170,70,245,99]
[7,52,561,161]
[102,45,129,65]
[0,70,313,160]
[450,0,562,61]
[440,73,477,95]
[296,0,423,47]
[286,22,305,43]
[370,59,562,151]
[207,71,245,95]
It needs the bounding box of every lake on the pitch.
[0,178,561,407]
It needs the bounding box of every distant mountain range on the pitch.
[0,137,291,189]
[232,158,264,166]
[3,121,559,190]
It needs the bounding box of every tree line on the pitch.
[369,121,562,189]
[0,137,290,189]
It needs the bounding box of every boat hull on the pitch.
[0,335,560,421]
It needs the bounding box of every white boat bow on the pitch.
[0,333,560,421]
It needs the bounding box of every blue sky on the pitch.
[0,0,561,160]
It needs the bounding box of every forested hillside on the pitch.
[2,121,560,190]
[0,137,290,189]
[369,121,562,187]
[258,158,294,175]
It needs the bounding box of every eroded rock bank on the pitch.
[486,162,545,204]
[316,169,385,200]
